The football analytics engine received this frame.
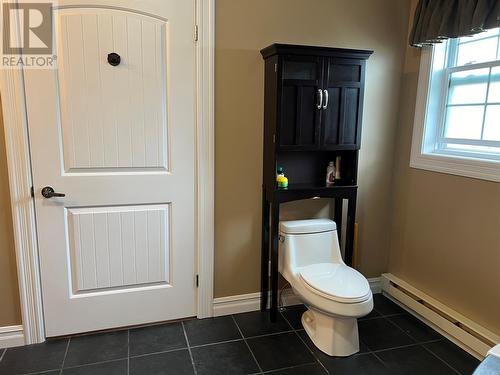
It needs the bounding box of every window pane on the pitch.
[456,37,498,66]
[458,28,499,44]
[488,67,500,103]
[483,105,500,141]
[444,105,484,139]
[448,68,489,104]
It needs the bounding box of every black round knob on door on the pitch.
[107,52,121,66]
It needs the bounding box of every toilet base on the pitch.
[302,308,359,357]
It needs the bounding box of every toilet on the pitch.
[278,218,373,357]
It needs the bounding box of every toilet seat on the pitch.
[299,263,371,304]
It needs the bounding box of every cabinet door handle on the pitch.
[323,89,329,109]
[317,89,323,109]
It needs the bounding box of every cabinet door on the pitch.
[279,56,323,150]
[321,58,365,150]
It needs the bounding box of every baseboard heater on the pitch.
[381,273,499,359]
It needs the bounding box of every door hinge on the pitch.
[30,186,34,198]
[194,25,199,42]
[195,274,199,287]
[274,63,277,73]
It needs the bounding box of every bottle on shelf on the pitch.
[335,156,341,180]
[276,166,288,188]
[326,161,335,187]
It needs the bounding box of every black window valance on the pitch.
[410,0,500,47]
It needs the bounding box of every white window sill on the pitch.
[410,151,500,182]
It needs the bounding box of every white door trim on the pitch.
[195,0,215,319]
[0,0,215,344]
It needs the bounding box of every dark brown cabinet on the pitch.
[268,47,369,151]
[259,44,372,321]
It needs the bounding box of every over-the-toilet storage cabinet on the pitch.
[260,44,372,320]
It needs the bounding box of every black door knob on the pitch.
[107,52,121,66]
[41,186,66,199]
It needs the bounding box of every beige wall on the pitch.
[3,0,495,336]
[388,2,500,335]
[0,0,411,325]
[215,0,410,297]
[0,98,22,326]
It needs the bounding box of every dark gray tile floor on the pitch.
[0,294,481,374]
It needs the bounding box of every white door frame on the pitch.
[0,0,215,344]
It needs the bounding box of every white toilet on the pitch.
[278,218,373,357]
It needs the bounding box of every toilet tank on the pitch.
[279,219,343,276]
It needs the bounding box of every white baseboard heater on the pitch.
[381,273,499,359]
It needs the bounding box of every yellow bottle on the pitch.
[276,166,288,188]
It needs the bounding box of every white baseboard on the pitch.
[213,277,382,317]
[381,273,499,359]
[213,292,263,317]
[368,277,381,294]
[0,325,25,349]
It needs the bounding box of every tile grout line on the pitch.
[59,337,71,375]
[23,370,64,375]
[129,346,187,359]
[236,329,296,341]
[383,313,425,343]
[382,309,449,349]
[359,312,405,322]
[189,337,244,349]
[231,315,264,374]
[262,362,325,374]
[181,321,198,375]
[421,344,464,375]
[0,348,6,362]
[365,302,447,353]
[360,313,417,353]
[22,371,61,375]
[127,330,130,375]
[279,309,331,375]
[369,339,443,354]
[371,351,391,370]
[50,357,127,372]
[379,315,448,352]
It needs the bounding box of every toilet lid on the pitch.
[299,263,371,303]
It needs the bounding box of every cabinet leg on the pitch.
[260,190,270,312]
[334,198,343,248]
[270,202,280,322]
[345,194,357,266]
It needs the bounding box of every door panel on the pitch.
[279,55,322,150]
[57,9,168,171]
[67,204,170,293]
[321,58,364,150]
[283,59,317,80]
[341,87,360,145]
[322,87,340,145]
[330,63,361,82]
[24,0,196,336]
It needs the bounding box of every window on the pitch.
[411,28,500,182]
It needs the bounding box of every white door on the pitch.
[23,0,197,336]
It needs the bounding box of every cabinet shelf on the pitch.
[276,183,356,190]
[270,183,357,203]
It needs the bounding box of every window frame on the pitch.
[410,41,500,182]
